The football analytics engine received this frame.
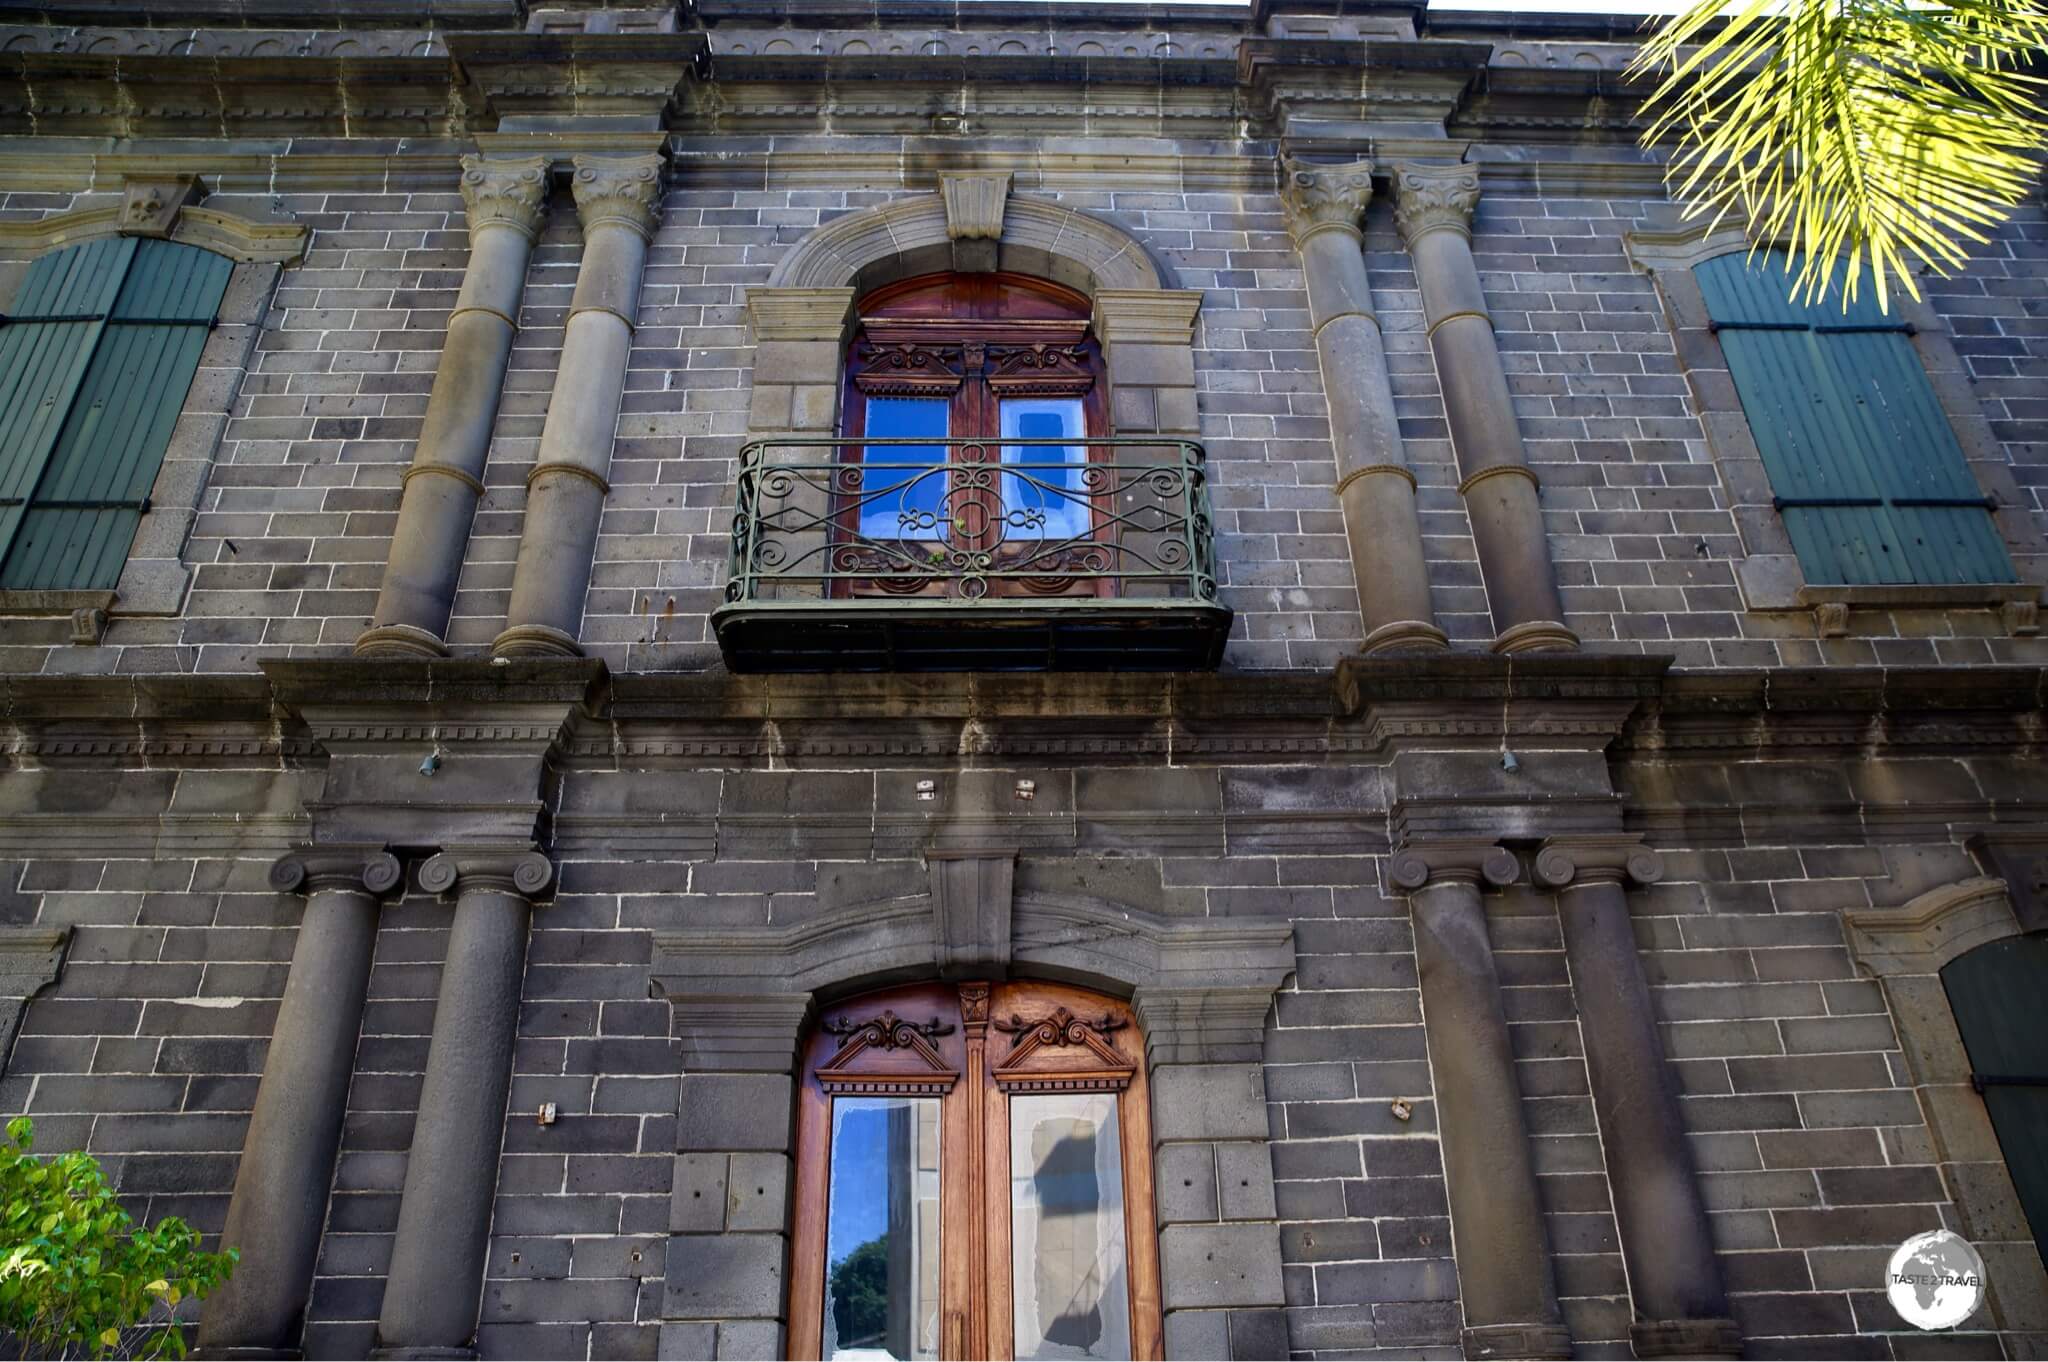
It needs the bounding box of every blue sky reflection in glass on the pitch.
[862,396,949,539]
[1002,398,1088,541]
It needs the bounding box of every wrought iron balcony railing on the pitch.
[712,437,1232,672]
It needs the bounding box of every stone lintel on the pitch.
[1531,834,1663,890]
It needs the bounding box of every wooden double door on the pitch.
[788,980,1162,1361]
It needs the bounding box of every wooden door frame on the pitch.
[786,979,1163,1362]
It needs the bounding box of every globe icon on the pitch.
[1886,1230,1987,1330]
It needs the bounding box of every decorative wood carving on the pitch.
[849,340,965,397]
[990,1006,1136,1093]
[815,1008,961,1094]
[985,342,1096,396]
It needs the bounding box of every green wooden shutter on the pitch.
[0,237,231,590]
[1942,935,2048,1267]
[1695,251,2017,587]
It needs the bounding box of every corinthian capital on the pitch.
[570,153,665,241]
[1278,156,1376,244]
[1391,162,1481,247]
[460,155,551,242]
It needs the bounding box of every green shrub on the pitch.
[0,1116,236,1359]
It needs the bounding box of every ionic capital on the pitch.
[1278,155,1375,245]
[269,844,403,898]
[418,844,555,901]
[459,155,551,243]
[1532,835,1664,891]
[1392,162,1481,248]
[1388,838,1519,892]
[570,153,665,241]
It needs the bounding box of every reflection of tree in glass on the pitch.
[830,1236,891,1350]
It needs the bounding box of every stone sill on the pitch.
[0,590,115,617]
[1793,583,2040,609]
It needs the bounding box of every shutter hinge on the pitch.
[1773,497,1882,510]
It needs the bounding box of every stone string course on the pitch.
[0,181,2042,676]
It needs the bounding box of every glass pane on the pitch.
[824,1097,943,1362]
[1010,1093,1130,1361]
[1001,398,1089,541]
[861,397,949,540]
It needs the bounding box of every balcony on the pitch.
[712,437,1232,672]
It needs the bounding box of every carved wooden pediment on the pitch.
[990,1006,1134,1093]
[815,1008,961,1095]
[986,343,1095,397]
[850,340,964,397]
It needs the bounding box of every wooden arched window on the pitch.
[789,981,1162,1361]
[838,272,1110,598]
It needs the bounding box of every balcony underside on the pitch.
[712,597,1233,672]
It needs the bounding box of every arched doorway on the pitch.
[787,980,1162,1361]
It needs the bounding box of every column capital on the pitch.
[570,152,665,241]
[1278,155,1375,245]
[459,154,550,243]
[1391,161,1481,247]
[1388,837,1518,892]
[269,844,403,898]
[1532,834,1664,890]
[418,843,554,900]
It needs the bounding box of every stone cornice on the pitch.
[1277,153,1375,245]
[569,152,665,240]
[1391,160,1481,246]
[459,154,550,242]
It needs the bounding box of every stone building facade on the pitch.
[0,1,2045,1359]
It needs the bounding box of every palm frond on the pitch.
[1630,0,2048,310]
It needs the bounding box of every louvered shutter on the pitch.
[0,237,231,590]
[1695,251,2017,587]
[1942,935,2048,1266]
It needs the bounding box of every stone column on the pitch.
[198,847,400,1358]
[660,992,815,1361]
[1533,837,1742,1360]
[1391,164,1576,655]
[357,157,550,658]
[1388,842,1569,1361]
[1090,289,1209,603]
[494,153,664,658]
[374,846,554,1359]
[1277,156,1446,655]
[1130,986,1289,1360]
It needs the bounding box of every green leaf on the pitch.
[1632,0,2048,311]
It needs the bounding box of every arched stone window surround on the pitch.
[0,178,309,624]
[650,859,1298,1360]
[743,186,1206,461]
[1844,878,2048,1326]
[1623,217,2046,635]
